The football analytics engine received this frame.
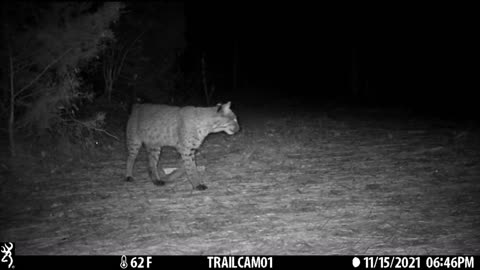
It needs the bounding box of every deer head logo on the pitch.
[1,242,13,269]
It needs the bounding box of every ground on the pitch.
[1,105,479,255]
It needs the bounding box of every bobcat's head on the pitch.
[212,101,240,135]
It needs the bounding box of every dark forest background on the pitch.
[0,2,477,159]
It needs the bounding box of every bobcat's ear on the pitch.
[222,101,231,111]
[216,101,232,113]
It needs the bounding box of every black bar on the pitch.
[9,255,479,270]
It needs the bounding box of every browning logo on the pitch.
[0,242,14,269]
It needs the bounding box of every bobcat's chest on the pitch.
[180,126,208,150]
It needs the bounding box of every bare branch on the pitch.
[115,29,146,80]
[70,117,119,141]
[16,86,54,102]
[14,48,73,99]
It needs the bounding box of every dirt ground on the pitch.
[1,107,479,255]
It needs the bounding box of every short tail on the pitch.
[157,167,186,183]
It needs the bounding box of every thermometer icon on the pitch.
[120,255,128,269]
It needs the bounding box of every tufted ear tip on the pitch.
[217,101,232,113]
[224,101,231,110]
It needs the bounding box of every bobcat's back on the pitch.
[126,104,183,147]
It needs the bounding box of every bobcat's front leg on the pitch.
[181,149,207,190]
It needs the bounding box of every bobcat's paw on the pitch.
[195,184,208,191]
[153,180,166,186]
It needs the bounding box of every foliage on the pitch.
[1,2,124,155]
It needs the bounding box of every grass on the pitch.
[1,106,479,255]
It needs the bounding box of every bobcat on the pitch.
[125,102,240,190]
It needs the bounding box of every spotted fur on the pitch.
[125,102,239,190]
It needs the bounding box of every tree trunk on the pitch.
[4,11,16,156]
[351,47,359,97]
[8,46,16,157]
[3,4,15,156]
[104,60,113,103]
[201,53,210,105]
[232,37,238,90]
[107,81,112,102]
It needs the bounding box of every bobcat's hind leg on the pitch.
[146,145,166,186]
